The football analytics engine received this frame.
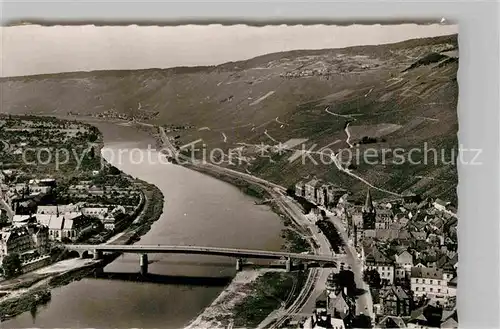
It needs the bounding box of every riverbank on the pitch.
[0,121,165,321]
[0,180,164,321]
[2,117,311,327]
[178,164,314,328]
[184,269,308,329]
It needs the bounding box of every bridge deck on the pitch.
[65,244,342,263]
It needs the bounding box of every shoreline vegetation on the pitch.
[1,117,313,328]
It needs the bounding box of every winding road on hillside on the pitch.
[344,122,353,148]
[322,107,401,197]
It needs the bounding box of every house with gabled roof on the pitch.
[397,229,412,242]
[0,226,33,262]
[36,212,93,242]
[379,315,406,328]
[304,178,322,204]
[395,250,413,279]
[410,231,427,241]
[433,198,449,212]
[329,293,350,320]
[381,285,411,316]
[407,304,443,328]
[365,246,395,285]
[410,267,449,298]
[440,315,458,328]
[295,181,305,198]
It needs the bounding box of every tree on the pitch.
[108,166,121,176]
[2,253,23,278]
[0,211,9,228]
[363,269,382,289]
[331,270,357,297]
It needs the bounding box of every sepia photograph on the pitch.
[0,22,459,328]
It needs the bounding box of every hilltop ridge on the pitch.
[0,34,459,202]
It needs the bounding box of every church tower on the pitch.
[362,189,376,229]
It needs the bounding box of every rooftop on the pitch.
[411,267,443,279]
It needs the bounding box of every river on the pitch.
[2,121,285,328]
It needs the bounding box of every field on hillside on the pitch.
[0,35,459,203]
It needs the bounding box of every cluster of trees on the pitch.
[329,270,357,297]
[1,253,22,278]
[0,211,9,228]
[316,220,344,253]
[363,269,382,289]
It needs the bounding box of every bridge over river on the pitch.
[65,244,344,274]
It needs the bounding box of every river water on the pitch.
[3,121,284,328]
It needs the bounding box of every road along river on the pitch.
[2,121,285,329]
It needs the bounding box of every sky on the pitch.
[0,24,458,78]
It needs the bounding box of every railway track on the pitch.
[158,126,329,329]
[269,268,320,329]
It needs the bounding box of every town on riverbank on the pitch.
[156,122,458,329]
[0,113,458,328]
[0,115,164,320]
[1,25,461,329]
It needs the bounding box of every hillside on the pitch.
[0,35,459,203]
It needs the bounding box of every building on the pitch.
[103,217,118,230]
[410,267,449,298]
[329,292,352,320]
[375,208,393,229]
[28,185,52,195]
[81,207,109,219]
[378,316,407,328]
[302,292,347,329]
[27,223,49,254]
[316,183,330,208]
[304,178,322,204]
[11,214,37,227]
[381,286,411,316]
[102,206,127,230]
[433,199,449,212]
[37,204,83,215]
[365,246,395,285]
[446,277,457,298]
[407,304,443,328]
[395,250,414,280]
[362,190,376,229]
[295,181,305,198]
[317,185,347,209]
[0,226,34,262]
[440,308,458,328]
[303,311,345,329]
[36,212,93,241]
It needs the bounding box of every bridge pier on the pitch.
[285,257,292,272]
[140,254,148,276]
[236,258,243,272]
[93,249,102,260]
